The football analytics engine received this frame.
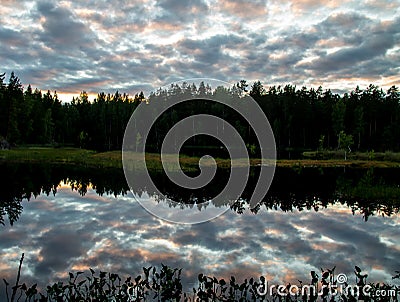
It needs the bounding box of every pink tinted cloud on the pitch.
[217,0,267,18]
[289,0,346,14]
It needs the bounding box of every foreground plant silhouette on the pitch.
[2,255,399,301]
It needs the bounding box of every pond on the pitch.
[0,163,400,298]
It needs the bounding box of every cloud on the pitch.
[33,228,92,276]
[289,0,344,13]
[0,26,26,47]
[0,0,398,100]
[291,13,400,86]
[217,0,268,18]
[152,0,209,30]
[306,34,395,72]
[159,0,209,15]
[0,229,27,248]
[176,34,243,64]
[35,1,100,56]
[1,185,400,299]
[362,0,400,12]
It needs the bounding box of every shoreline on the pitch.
[1,147,400,170]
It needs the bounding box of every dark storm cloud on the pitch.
[0,24,38,69]
[347,57,399,78]
[0,26,26,46]
[170,33,254,80]
[176,34,243,64]
[0,229,27,248]
[306,33,395,72]
[172,222,245,252]
[315,13,372,44]
[35,1,98,51]
[33,228,92,276]
[159,0,208,12]
[303,213,400,278]
[157,0,209,24]
[290,12,400,85]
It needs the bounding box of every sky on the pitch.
[1,186,399,296]
[0,0,399,102]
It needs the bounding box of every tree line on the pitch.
[0,72,142,150]
[1,71,399,155]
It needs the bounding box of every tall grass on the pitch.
[3,255,399,301]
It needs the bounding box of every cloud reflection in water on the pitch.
[0,187,399,293]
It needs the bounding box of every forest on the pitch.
[1,71,399,157]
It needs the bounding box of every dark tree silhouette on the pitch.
[1,71,399,154]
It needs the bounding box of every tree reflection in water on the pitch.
[1,163,399,225]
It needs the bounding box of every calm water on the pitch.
[1,164,400,297]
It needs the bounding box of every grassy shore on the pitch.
[5,259,397,302]
[1,147,400,170]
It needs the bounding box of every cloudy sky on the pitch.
[1,0,399,101]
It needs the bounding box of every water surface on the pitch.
[1,164,399,296]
